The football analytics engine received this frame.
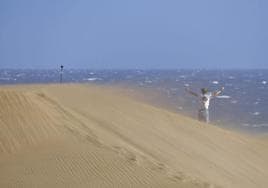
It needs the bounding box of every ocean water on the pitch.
[0,69,267,133]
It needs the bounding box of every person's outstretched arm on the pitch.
[185,87,199,97]
[213,87,224,97]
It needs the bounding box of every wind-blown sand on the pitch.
[0,84,267,188]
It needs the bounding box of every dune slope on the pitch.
[0,84,267,188]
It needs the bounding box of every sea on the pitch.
[0,69,267,134]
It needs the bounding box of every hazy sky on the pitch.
[0,0,267,69]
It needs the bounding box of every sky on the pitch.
[0,0,267,69]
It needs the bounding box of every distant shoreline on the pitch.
[1,68,267,134]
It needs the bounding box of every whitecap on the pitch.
[139,82,144,86]
[212,81,219,84]
[16,73,26,77]
[251,124,268,128]
[261,81,267,85]
[83,77,100,81]
[0,77,11,81]
[136,70,143,74]
[216,95,231,99]
[252,112,260,116]
[144,80,153,84]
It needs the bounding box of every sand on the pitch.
[0,84,267,188]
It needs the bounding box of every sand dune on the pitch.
[0,84,267,188]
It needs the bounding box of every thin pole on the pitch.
[60,65,64,83]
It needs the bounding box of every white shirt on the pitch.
[200,92,213,110]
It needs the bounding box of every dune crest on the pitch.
[0,84,267,188]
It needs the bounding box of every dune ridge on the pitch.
[0,84,267,188]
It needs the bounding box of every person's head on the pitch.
[201,88,208,94]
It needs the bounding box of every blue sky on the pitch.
[0,0,267,69]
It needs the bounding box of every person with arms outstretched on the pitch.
[185,86,224,123]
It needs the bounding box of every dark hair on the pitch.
[201,88,208,94]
